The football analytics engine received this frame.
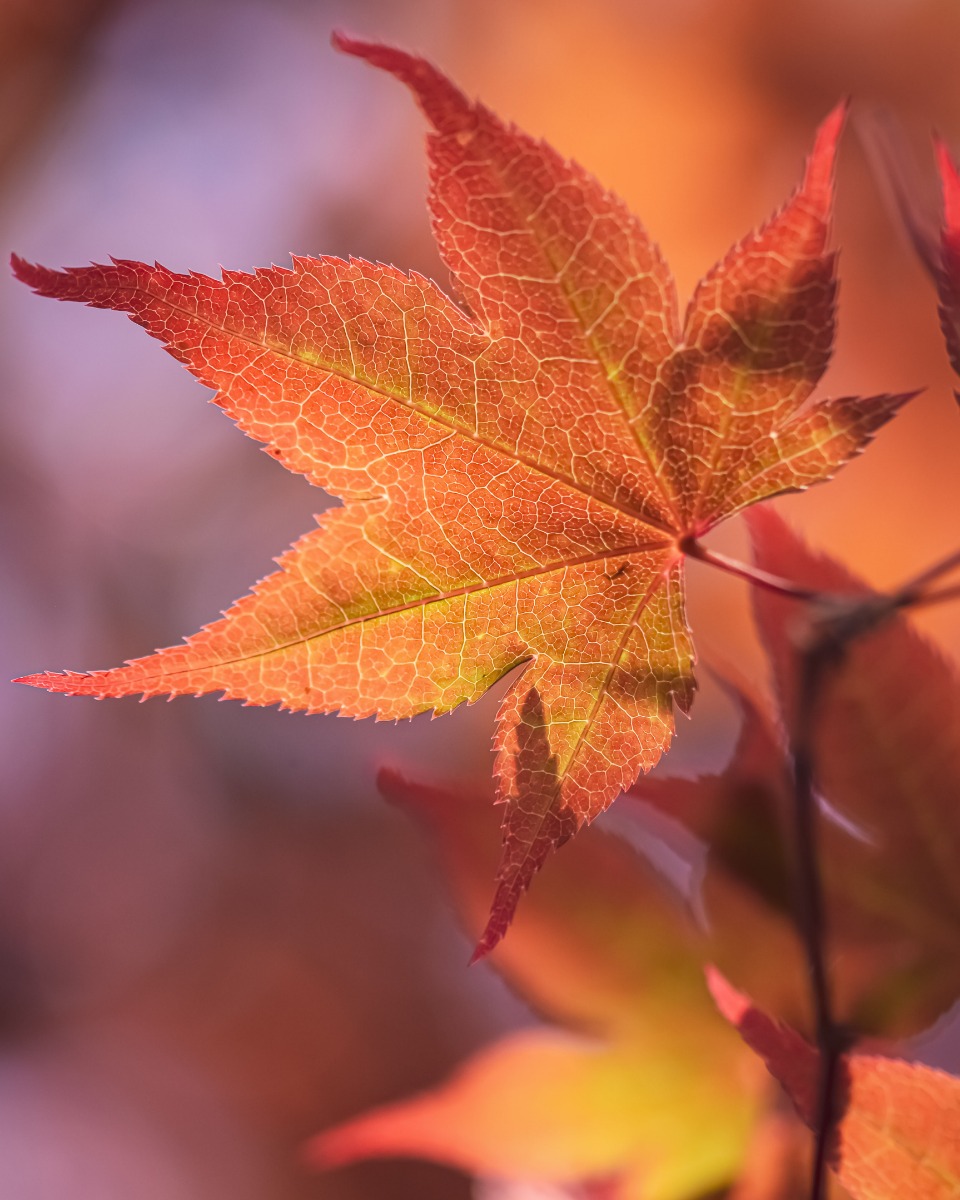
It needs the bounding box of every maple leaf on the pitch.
[710,968,960,1200]
[13,35,912,953]
[307,770,765,1200]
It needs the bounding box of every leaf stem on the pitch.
[682,539,822,601]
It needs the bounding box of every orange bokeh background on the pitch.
[2,1,959,1196]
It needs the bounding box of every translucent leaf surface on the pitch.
[14,38,911,949]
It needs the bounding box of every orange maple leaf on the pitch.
[13,35,912,953]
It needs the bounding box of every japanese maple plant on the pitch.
[14,33,960,1200]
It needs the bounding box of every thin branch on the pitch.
[686,533,847,1199]
[779,549,960,1199]
[892,546,960,601]
[904,579,960,610]
[789,625,849,1200]
[687,536,960,612]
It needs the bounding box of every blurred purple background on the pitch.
[4,1,960,1195]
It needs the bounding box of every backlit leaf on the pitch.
[310,1028,758,1200]
[13,36,911,950]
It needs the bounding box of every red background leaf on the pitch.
[747,508,960,1033]
[711,969,960,1200]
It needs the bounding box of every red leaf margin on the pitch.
[708,967,960,1200]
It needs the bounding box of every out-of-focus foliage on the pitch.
[712,970,960,1200]
[309,513,960,1197]
[632,509,960,1038]
[311,771,765,1200]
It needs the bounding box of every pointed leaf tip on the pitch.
[331,30,469,135]
[467,940,490,966]
[10,253,45,290]
[469,885,515,964]
[13,672,57,689]
[936,137,960,377]
[935,136,960,231]
[472,820,571,963]
[9,256,93,302]
[329,29,430,80]
[329,29,375,58]
[801,100,848,209]
[375,764,410,801]
[705,966,751,1026]
[375,766,455,828]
